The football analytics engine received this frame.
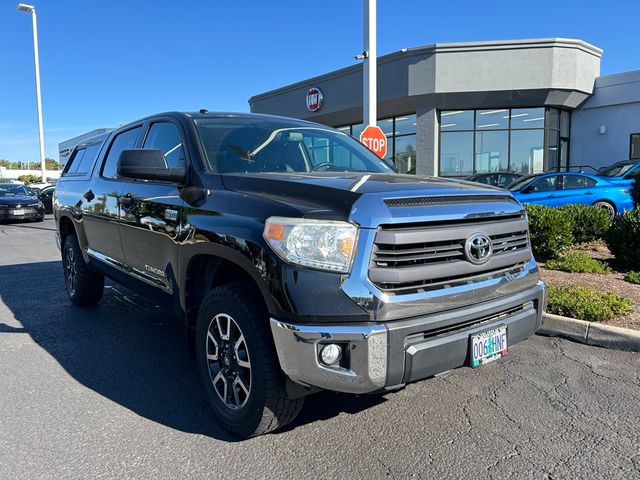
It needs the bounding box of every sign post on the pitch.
[363,0,376,127]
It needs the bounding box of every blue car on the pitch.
[596,160,640,185]
[507,172,633,219]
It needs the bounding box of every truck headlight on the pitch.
[263,217,357,273]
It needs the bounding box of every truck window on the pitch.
[63,148,86,175]
[142,122,185,169]
[101,127,142,179]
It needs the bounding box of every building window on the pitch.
[337,114,416,174]
[631,133,640,160]
[438,107,568,176]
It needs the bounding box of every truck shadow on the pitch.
[0,261,386,442]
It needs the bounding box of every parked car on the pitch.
[54,111,545,437]
[38,185,55,214]
[507,172,633,219]
[0,183,45,222]
[597,160,640,184]
[465,172,522,188]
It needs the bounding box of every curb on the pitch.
[538,313,640,352]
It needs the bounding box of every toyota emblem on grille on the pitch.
[465,233,492,265]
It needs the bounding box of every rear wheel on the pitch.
[593,201,616,221]
[196,283,304,438]
[62,234,104,305]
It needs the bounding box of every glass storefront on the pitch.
[439,108,569,176]
[337,114,416,174]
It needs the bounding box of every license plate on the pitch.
[11,209,25,215]
[470,326,508,367]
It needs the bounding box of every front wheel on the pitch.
[196,283,304,438]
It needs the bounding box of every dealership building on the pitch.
[249,38,640,177]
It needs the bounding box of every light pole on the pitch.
[17,3,46,182]
[362,0,376,127]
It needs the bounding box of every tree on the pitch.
[45,158,60,170]
[17,174,41,184]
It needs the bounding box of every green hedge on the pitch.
[631,174,640,209]
[525,204,573,260]
[546,252,612,274]
[557,204,611,244]
[547,285,633,322]
[624,271,640,285]
[605,209,640,270]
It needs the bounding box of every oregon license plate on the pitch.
[11,209,25,215]
[470,326,508,367]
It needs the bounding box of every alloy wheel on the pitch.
[65,246,77,295]
[205,313,252,410]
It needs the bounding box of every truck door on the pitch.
[118,120,184,295]
[81,126,142,265]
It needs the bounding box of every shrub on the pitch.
[631,174,640,209]
[557,204,610,244]
[546,252,612,274]
[17,174,41,184]
[624,271,640,284]
[525,204,573,260]
[546,284,633,322]
[605,209,640,270]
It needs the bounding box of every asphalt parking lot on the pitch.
[1,217,639,479]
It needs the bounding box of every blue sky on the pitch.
[1,0,638,162]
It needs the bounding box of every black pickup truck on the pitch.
[54,111,545,437]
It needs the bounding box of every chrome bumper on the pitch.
[270,281,546,394]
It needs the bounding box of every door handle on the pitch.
[83,190,95,202]
[547,194,558,198]
[585,191,595,195]
[118,194,134,207]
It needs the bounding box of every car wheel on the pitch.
[62,234,104,305]
[196,283,304,438]
[593,201,616,221]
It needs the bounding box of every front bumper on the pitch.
[270,281,546,394]
[0,208,44,221]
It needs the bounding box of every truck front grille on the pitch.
[369,214,531,294]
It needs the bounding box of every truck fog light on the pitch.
[319,344,342,366]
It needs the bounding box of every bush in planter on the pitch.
[524,204,573,260]
[631,174,640,209]
[546,285,632,322]
[546,252,612,274]
[605,209,640,270]
[624,271,640,284]
[557,204,610,244]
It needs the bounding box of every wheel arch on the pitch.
[182,247,279,330]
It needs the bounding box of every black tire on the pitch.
[593,200,616,221]
[196,283,304,438]
[62,233,104,306]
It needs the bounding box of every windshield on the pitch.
[0,185,30,197]
[194,117,394,174]
[597,161,637,177]
[506,174,538,191]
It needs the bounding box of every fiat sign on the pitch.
[306,87,323,112]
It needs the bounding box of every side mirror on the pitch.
[522,186,534,194]
[117,149,186,184]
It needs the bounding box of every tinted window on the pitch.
[63,148,86,175]
[562,175,588,189]
[143,123,185,168]
[529,176,559,192]
[101,127,142,179]
[74,143,102,174]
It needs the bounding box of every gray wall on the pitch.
[250,38,602,176]
[570,70,640,171]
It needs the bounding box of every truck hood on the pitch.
[221,172,523,227]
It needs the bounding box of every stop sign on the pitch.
[359,125,388,159]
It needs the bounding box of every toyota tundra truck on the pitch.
[53,111,546,437]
